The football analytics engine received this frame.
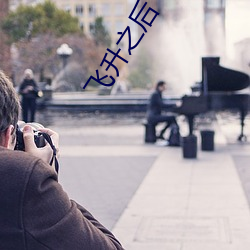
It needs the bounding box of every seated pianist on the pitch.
[146,80,179,140]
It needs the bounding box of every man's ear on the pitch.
[2,125,15,149]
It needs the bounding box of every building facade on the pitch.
[9,0,44,10]
[51,0,129,46]
[10,0,130,47]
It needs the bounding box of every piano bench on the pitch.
[142,120,156,143]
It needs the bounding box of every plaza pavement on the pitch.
[112,119,250,250]
[45,112,250,250]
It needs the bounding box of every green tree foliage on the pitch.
[1,0,80,42]
[127,48,153,89]
[91,16,111,47]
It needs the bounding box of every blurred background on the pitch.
[0,0,250,96]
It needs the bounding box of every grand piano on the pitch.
[175,57,250,141]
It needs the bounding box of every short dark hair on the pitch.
[0,71,20,143]
[156,80,166,90]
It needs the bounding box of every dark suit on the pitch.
[147,90,177,138]
[0,147,124,250]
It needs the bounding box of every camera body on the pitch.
[14,122,46,151]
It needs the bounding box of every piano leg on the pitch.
[238,109,247,142]
[187,115,195,135]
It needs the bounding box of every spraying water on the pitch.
[135,0,250,95]
[139,1,206,95]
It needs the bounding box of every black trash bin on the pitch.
[200,130,214,151]
[182,135,197,159]
[144,122,156,143]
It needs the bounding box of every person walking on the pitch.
[19,69,39,122]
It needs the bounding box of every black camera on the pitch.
[14,122,46,151]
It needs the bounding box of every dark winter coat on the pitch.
[19,79,38,99]
[0,147,124,250]
[147,90,169,118]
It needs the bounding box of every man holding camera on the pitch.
[0,71,124,249]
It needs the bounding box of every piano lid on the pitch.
[201,57,250,92]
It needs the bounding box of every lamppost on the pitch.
[56,43,73,89]
[56,43,73,68]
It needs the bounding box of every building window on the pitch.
[89,22,95,33]
[89,4,96,17]
[76,5,84,16]
[103,21,112,32]
[205,0,225,9]
[165,0,177,10]
[101,3,111,16]
[115,3,124,16]
[64,5,71,13]
[80,22,84,32]
[115,20,123,33]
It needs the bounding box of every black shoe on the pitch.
[157,135,165,140]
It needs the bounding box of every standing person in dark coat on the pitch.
[19,69,38,123]
[147,80,178,140]
[0,70,124,249]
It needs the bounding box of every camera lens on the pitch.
[14,121,46,151]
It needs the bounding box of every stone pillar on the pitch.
[0,0,11,77]
[203,0,226,56]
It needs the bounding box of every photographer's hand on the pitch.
[23,125,59,165]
